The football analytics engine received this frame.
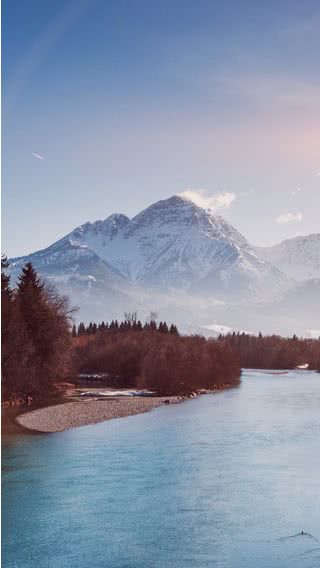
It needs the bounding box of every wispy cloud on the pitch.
[276,212,303,224]
[292,187,302,195]
[178,189,236,211]
[32,152,44,160]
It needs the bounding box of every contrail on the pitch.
[32,153,44,160]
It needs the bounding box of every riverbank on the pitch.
[16,396,182,433]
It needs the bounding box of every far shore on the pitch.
[16,396,183,433]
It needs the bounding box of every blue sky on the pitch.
[2,0,320,256]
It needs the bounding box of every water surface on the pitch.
[2,370,320,567]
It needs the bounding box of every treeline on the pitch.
[219,332,320,370]
[73,314,178,336]
[73,327,241,395]
[1,258,73,403]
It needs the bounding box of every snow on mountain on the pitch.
[10,238,126,284]
[53,195,291,301]
[256,234,320,281]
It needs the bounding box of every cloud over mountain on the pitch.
[178,190,236,211]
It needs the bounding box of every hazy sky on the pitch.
[2,0,320,257]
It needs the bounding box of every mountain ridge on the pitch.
[10,195,291,302]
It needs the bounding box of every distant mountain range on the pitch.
[256,234,320,281]
[9,196,320,336]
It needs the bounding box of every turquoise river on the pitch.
[2,370,320,567]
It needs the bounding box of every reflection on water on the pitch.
[2,370,320,568]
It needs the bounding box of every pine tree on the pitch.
[18,262,44,293]
[169,324,178,335]
[77,322,85,335]
[17,263,46,342]
[16,263,72,394]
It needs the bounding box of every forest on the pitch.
[2,259,320,404]
[219,332,320,370]
[72,317,240,395]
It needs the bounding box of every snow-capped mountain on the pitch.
[9,195,318,333]
[256,234,320,281]
[26,195,287,301]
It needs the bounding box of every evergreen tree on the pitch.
[77,322,86,335]
[17,263,47,349]
[3,262,73,398]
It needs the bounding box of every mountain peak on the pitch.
[153,194,204,211]
[137,194,200,213]
[103,213,130,224]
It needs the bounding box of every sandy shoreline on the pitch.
[16,396,181,433]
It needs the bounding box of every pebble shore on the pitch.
[16,396,181,433]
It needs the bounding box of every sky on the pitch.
[2,0,320,257]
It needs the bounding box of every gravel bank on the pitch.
[16,397,180,433]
